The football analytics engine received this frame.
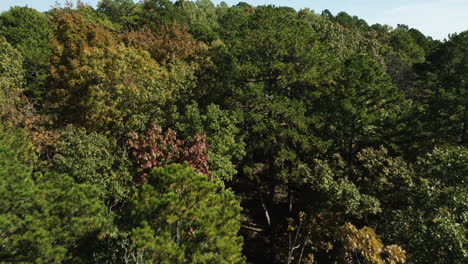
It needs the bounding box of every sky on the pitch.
[1,0,467,40]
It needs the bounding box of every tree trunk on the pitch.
[461,102,467,145]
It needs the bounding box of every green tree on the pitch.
[124,164,245,263]
[414,31,467,147]
[0,7,53,103]
[53,126,132,203]
[0,123,111,263]
[311,53,409,160]
[139,0,182,28]
[355,146,467,264]
[389,25,426,64]
[0,36,25,124]
[381,25,428,94]
[97,0,141,29]
[176,0,220,42]
[333,11,369,32]
[219,7,333,260]
[175,103,245,181]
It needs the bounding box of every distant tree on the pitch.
[75,1,120,30]
[138,0,182,28]
[382,25,427,94]
[177,0,219,28]
[321,9,333,19]
[389,24,425,64]
[120,23,206,66]
[97,0,141,29]
[334,11,369,31]
[415,31,467,147]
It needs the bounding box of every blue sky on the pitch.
[1,0,467,40]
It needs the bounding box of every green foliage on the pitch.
[333,11,370,32]
[139,0,182,28]
[176,103,245,181]
[125,164,245,263]
[312,53,409,159]
[306,158,381,218]
[97,0,141,29]
[0,36,25,122]
[416,145,467,186]
[53,126,132,202]
[75,2,121,30]
[0,7,53,103]
[0,36,24,89]
[381,25,429,94]
[414,31,467,147]
[389,25,426,64]
[0,123,111,263]
[355,146,467,264]
[2,2,466,263]
[178,0,219,31]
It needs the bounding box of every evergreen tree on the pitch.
[124,164,245,263]
[0,123,111,263]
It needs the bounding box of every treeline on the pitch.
[0,1,466,263]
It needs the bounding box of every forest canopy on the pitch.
[0,1,466,263]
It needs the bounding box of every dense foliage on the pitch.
[0,1,466,263]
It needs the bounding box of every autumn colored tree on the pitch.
[127,123,210,182]
[120,21,207,66]
[48,9,186,136]
[47,8,117,126]
[0,36,58,156]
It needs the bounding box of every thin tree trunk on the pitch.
[259,189,271,226]
[461,103,467,145]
